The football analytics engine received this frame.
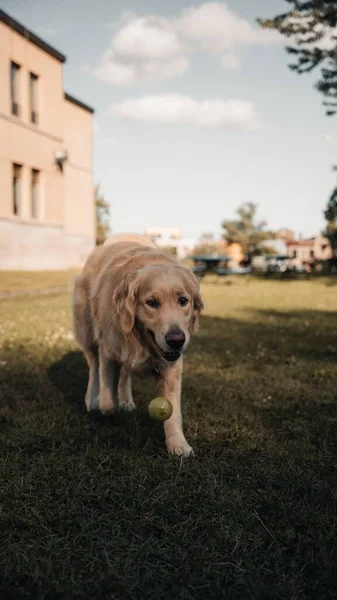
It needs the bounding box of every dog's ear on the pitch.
[180,267,204,332]
[191,285,204,332]
[112,271,140,334]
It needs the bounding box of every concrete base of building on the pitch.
[0,218,94,270]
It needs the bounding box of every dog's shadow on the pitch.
[48,350,88,412]
[47,351,166,453]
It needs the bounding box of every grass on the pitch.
[0,270,79,294]
[1,278,337,599]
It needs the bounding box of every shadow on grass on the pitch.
[47,350,166,456]
[1,309,337,599]
[45,309,337,467]
[48,350,88,412]
[191,310,337,367]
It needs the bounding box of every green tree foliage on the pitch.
[323,186,337,253]
[222,203,274,256]
[258,1,337,115]
[95,184,110,245]
[259,243,280,256]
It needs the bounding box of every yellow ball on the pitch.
[148,397,173,421]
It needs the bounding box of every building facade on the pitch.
[0,10,95,270]
[286,235,332,267]
[144,227,198,260]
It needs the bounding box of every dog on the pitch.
[72,235,203,457]
[103,232,157,248]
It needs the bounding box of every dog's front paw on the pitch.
[118,394,136,412]
[119,399,136,412]
[166,434,194,458]
[99,390,116,415]
[85,392,99,412]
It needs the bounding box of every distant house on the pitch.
[0,10,95,270]
[222,242,243,264]
[286,235,332,266]
[144,227,198,259]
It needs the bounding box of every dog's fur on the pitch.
[72,235,203,456]
[103,232,157,248]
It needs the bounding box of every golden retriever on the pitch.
[72,235,203,457]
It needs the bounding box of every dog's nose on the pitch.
[165,327,186,350]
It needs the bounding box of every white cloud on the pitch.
[93,16,188,85]
[177,2,279,51]
[91,2,280,85]
[176,2,280,66]
[108,94,260,130]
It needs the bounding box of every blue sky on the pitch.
[3,0,337,239]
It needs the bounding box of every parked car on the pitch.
[264,256,307,275]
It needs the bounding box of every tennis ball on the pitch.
[148,397,173,421]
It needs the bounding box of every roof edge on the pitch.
[0,9,66,63]
[64,92,95,114]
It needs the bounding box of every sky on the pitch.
[3,0,337,239]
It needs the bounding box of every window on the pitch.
[29,73,39,124]
[31,169,40,219]
[12,164,22,215]
[10,61,21,117]
[293,250,297,258]
[310,249,314,258]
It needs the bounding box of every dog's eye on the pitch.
[178,296,189,307]
[146,298,160,309]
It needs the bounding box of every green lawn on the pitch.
[1,279,337,599]
[0,269,79,294]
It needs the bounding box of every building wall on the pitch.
[313,235,332,260]
[287,235,332,263]
[227,242,243,263]
[0,22,64,139]
[144,227,199,259]
[0,16,95,270]
[0,219,66,270]
[63,99,94,239]
[0,118,65,223]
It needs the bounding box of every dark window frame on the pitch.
[29,72,39,124]
[12,163,22,215]
[31,168,40,219]
[10,61,21,117]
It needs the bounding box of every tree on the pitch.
[192,232,219,256]
[222,202,274,258]
[323,186,337,254]
[259,243,280,256]
[95,184,110,245]
[259,2,337,253]
[258,1,337,115]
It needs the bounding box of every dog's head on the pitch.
[112,263,203,364]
